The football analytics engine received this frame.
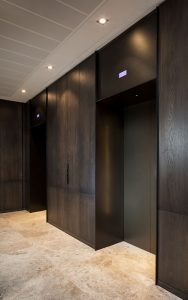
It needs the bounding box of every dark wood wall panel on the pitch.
[158,210,188,298]
[0,100,23,212]
[79,57,96,245]
[47,82,58,224]
[159,0,188,216]
[47,83,57,188]
[67,67,80,238]
[158,0,188,298]
[79,59,96,195]
[22,102,30,210]
[47,54,96,248]
[56,75,68,231]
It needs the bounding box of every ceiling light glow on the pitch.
[97,17,108,25]
[21,89,26,94]
[47,65,53,70]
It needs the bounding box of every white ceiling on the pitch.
[0,0,164,102]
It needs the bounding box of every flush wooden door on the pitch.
[47,55,96,248]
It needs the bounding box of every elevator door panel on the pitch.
[124,102,156,253]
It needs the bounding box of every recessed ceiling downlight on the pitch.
[97,17,109,25]
[21,89,26,94]
[47,65,53,70]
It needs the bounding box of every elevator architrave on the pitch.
[96,81,157,252]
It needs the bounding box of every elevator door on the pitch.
[124,101,156,254]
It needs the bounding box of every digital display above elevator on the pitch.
[98,11,157,100]
[118,70,128,78]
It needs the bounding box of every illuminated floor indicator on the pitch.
[119,70,128,78]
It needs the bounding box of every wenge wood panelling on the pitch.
[159,0,188,216]
[98,11,157,100]
[56,75,67,191]
[158,0,188,298]
[79,56,95,245]
[124,102,156,254]
[158,210,188,299]
[0,100,23,212]
[22,102,30,210]
[56,75,68,230]
[66,67,80,238]
[47,83,57,188]
[47,54,96,248]
[47,82,58,224]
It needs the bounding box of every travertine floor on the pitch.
[0,211,180,300]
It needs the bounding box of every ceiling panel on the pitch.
[0,20,59,51]
[0,87,16,97]
[60,0,103,14]
[0,76,21,85]
[0,74,25,85]
[0,35,49,59]
[0,58,34,72]
[0,1,71,41]
[7,0,86,28]
[0,66,27,76]
[1,91,14,95]
[0,81,21,90]
[0,48,40,67]
[0,66,31,79]
[0,65,30,76]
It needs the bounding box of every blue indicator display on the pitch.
[118,70,128,78]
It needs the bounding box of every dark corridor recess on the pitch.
[30,124,46,212]
[27,90,47,213]
[124,102,156,254]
